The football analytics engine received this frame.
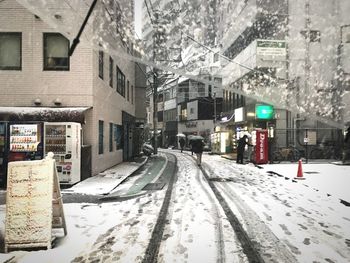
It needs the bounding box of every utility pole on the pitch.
[152,10,160,155]
[213,92,216,131]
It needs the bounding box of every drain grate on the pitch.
[142,182,166,190]
[304,171,319,174]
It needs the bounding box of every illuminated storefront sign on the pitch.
[255,105,274,120]
[234,107,244,122]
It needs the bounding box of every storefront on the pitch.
[214,104,276,158]
[0,107,90,187]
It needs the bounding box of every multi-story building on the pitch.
[142,0,222,148]
[0,0,144,186]
[216,0,350,157]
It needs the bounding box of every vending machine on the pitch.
[8,123,43,162]
[44,122,81,184]
[0,122,8,186]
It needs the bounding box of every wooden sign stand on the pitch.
[5,153,67,253]
[52,163,67,236]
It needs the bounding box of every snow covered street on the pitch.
[0,150,349,262]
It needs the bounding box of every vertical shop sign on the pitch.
[255,130,268,164]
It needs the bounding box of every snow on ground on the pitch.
[62,158,147,195]
[259,162,350,202]
[0,152,349,262]
[201,153,350,263]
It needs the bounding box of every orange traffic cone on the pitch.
[295,159,305,180]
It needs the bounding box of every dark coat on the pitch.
[237,135,250,153]
[345,127,350,144]
[179,138,185,148]
[191,140,204,153]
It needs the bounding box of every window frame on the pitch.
[117,66,125,97]
[43,33,70,71]
[127,80,130,101]
[109,56,114,88]
[99,50,104,79]
[0,32,22,70]
[109,122,113,152]
[98,120,104,154]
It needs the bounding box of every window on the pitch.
[43,33,69,70]
[131,85,134,104]
[99,50,104,79]
[117,67,125,97]
[98,120,104,154]
[127,80,130,101]
[109,56,113,87]
[109,123,113,152]
[0,32,21,70]
[198,83,205,97]
[157,111,163,122]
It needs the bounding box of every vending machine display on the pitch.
[10,124,40,152]
[44,122,81,184]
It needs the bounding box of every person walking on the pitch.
[343,126,350,164]
[179,137,185,153]
[236,135,251,164]
[192,139,204,166]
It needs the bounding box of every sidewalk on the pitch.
[219,153,350,204]
[62,156,148,195]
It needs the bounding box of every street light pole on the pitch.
[213,92,216,132]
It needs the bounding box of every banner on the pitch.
[255,130,268,164]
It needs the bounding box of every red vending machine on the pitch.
[255,130,269,164]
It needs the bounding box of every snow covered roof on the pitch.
[0,107,91,123]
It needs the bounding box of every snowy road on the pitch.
[200,153,350,263]
[0,151,350,262]
[158,152,248,263]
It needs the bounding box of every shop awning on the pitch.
[0,107,91,123]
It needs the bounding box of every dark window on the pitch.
[109,56,113,87]
[208,76,212,97]
[157,111,163,122]
[109,123,113,152]
[0,32,21,70]
[117,67,125,97]
[43,33,69,70]
[99,50,104,79]
[131,85,134,104]
[99,120,104,154]
[127,80,130,101]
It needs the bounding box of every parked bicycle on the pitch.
[309,145,341,160]
[271,145,301,164]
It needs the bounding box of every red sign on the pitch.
[255,130,268,164]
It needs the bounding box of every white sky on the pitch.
[134,0,142,39]
[1,151,350,262]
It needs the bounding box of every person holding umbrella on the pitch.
[179,137,185,152]
[191,136,204,166]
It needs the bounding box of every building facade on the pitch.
[216,0,350,157]
[0,0,140,185]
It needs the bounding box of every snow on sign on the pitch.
[5,154,66,252]
[256,39,286,56]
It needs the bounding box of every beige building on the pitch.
[0,0,139,182]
